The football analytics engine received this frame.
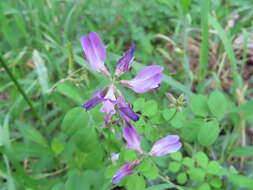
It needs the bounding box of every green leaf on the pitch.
[61,107,89,136]
[196,152,209,168]
[57,82,84,104]
[142,100,158,117]
[51,138,64,155]
[170,152,182,162]
[120,149,137,162]
[190,95,209,117]
[62,107,103,168]
[197,121,219,146]
[146,184,175,190]
[52,183,65,190]
[105,165,119,179]
[208,91,227,118]
[210,178,222,188]
[180,0,191,14]
[126,174,145,190]
[150,112,164,124]
[182,157,194,168]
[206,161,221,175]
[137,159,159,179]
[144,125,159,141]
[12,142,54,158]
[188,168,205,182]
[171,111,185,128]
[0,116,10,147]
[228,174,253,189]
[231,99,253,118]
[198,183,210,190]
[177,172,187,184]
[162,108,177,121]
[169,161,181,173]
[32,50,49,94]
[231,146,253,157]
[182,119,204,142]
[135,117,145,132]
[65,170,89,190]
[133,98,145,112]
[20,127,48,147]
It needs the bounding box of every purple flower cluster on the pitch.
[80,32,182,184]
[81,32,163,123]
[111,123,182,184]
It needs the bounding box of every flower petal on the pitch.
[100,85,117,122]
[121,65,164,94]
[112,160,139,184]
[122,123,142,153]
[117,97,139,122]
[111,153,120,163]
[121,73,163,94]
[119,107,139,121]
[100,100,116,115]
[81,88,106,111]
[115,45,136,76]
[80,32,109,75]
[149,135,182,157]
[129,73,163,93]
[134,65,164,80]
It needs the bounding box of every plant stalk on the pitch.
[0,55,45,125]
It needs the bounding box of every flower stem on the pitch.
[159,173,185,190]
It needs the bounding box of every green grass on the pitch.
[0,0,253,189]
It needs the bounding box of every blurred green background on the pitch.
[1,0,253,189]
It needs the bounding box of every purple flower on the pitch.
[115,45,136,77]
[149,135,182,157]
[121,65,164,93]
[117,97,139,122]
[122,123,142,153]
[100,85,117,122]
[80,32,110,76]
[111,153,120,163]
[82,88,106,111]
[112,160,139,184]
[82,85,117,123]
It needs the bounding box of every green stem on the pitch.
[34,166,68,179]
[159,173,184,190]
[0,56,45,125]
[67,43,74,75]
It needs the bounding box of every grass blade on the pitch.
[197,0,209,92]
[209,15,243,91]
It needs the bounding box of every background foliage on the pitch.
[0,0,253,189]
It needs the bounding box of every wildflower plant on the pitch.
[80,32,182,185]
[81,32,164,124]
[2,1,253,190]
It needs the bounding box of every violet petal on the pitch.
[80,32,109,75]
[81,88,105,111]
[100,86,117,122]
[149,135,182,157]
[117,96,139,122]
[119,107,139,121]
[122,123,142,153]
[112,160,138,184]
[115,45,136,76]
[111,153,120,163]
[121,65,164,94]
